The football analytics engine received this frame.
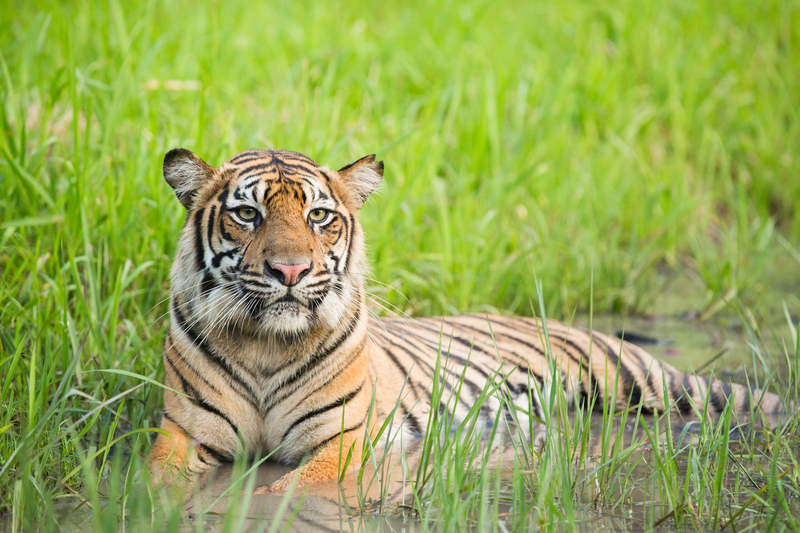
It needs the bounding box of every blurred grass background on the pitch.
[1,0,799,527]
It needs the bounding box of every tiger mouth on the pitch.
[231,280,331,331]
[237,286,309,318]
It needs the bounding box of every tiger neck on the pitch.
[173,289,370,375]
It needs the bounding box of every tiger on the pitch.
[148,147,785,494]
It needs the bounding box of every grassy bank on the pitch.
[1,0,799,529]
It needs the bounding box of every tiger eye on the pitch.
[237,207,257,221]
[309,209,328,222]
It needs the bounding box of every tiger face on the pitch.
[163,148,383,337]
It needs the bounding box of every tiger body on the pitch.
[150,148,782,492]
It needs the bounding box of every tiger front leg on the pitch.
[254,429,364,495]
[148,415,221,488]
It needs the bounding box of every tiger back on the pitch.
[148,148,785,493]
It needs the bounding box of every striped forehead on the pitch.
[223,150,335,207]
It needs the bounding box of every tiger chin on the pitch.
[148,147,786,495]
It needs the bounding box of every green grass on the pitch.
[1,0,800,530]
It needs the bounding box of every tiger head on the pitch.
[163,148,382,337]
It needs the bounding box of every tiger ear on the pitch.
[163,148,216,209]
[336,154,384,209]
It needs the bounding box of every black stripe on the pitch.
[211,248,238,268]
[161,409,230,461]
[164,349,239,435]
[242,170,276,183]
[304,277,332,290]
[377,329,461,398]
[371,331,431,405]
[370,330,449,417]
[709,379,730,412]
[293,339,366,407]
[260,302,362,409]
[708,380,726,412]
[167,333,219,393]
[243,178,262,189]
[197,443,229,464]
[591,337,652,413]
[273,160,319,175]
[161,410,185,432]
[231,155,267,166]
[206,205,216,246]
[398,321,500,383]
[337,155,373,173]
[200,271,217,295]
[398,322,511,420]
[307,287,330,310]
[314,419,366,452]
[491,318,594,386]
[509,366,546,393]
[229,150,267,164]
[739,385,750,413]
[379,326,485,411]
[343,214,355,271]
[193,208,206,271]
[509,371,546,418]
[399,401,423,435]
[233,187,245,205]
[622,342,663,411]
[274,150,317,164]
[665,369,682,410]
[239,276,274,288]
[443,320,569,389]
[676,374,694,414]
[298,174,320,190]
[216,189,235,241]
[282,381,366,441]
[238,161,277,178]
[335,215,349,271]
[195,452,214,466]
[264,185,282,207]
[171,298,260,407]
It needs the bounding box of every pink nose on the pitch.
[269,262,311,286]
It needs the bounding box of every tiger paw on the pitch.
[252,484,277,495]
[254,470,299,495]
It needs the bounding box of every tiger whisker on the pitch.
[149,278,240,328]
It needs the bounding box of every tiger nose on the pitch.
[268,262,311,287]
